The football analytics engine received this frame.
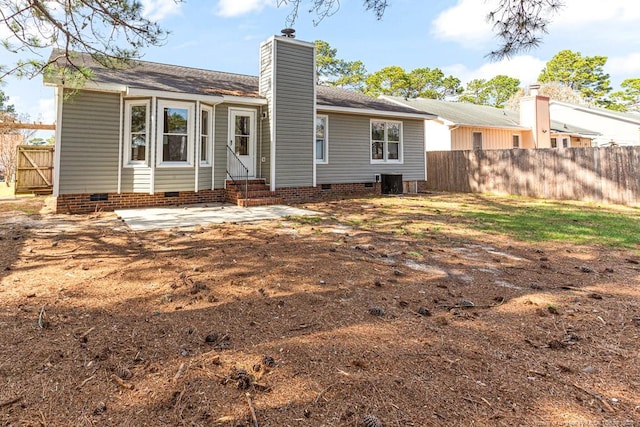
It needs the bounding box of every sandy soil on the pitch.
[1,195,639,427]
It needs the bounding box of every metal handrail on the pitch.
[226,145,249,205]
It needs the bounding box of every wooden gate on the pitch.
[15,145,54,195]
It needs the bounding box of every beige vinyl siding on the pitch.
[259,40,273,185]
[213,103,229,188]
[120,168,151,193]
[273,40,314,187]
[451,127,532,150]
[258,105,271,182]
[154,168,194,192]
[316,114,425,183]
[198,166,212,190]
[58,89,120,194]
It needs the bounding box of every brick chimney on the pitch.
[520,84,551,148]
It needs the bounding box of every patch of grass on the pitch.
[285,215,324,225]
[463,199,640,248]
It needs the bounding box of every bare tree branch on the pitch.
[0,0,176,81]
[487,0,564,60]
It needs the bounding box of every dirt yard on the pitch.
[1,194,639,427]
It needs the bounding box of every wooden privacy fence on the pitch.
[426,147,640,205]
[16,145,54,195]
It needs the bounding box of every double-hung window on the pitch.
[200,105,213,165]
[157,100,195,167]
[371,120,402,163]
[124,100,150,166]
[316,115,328,164]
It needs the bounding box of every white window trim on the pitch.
[315,114,329,164]
[200,104,213,166]
[156,100,196,168]
[123,99,151,168]
[370,119,403,164]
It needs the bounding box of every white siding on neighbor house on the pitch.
[273,40,315,188]
[58,89,120,194]
[316,114,425,183]
[549,104,640,146]
[425,120,451,151]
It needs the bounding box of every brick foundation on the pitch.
[274,182,382,204]
[55,181,426,213]
[55,189,225,214]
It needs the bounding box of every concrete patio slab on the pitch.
[114,203,321,231]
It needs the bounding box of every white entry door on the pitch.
[229,109,256,178]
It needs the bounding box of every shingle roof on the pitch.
[550,100,640,124]
[384,96,525,129]
[46,50,427,116]
[316,86,426,115]
[385,96,599,136]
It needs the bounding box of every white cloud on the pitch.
[607,53,640,76]
[36,98,56,124]
[432,0,640,50]
[140,0,183,21]
[444,55,547,87]
[215,0,274,18]
[554,0,640,26]
[431,0,494,49]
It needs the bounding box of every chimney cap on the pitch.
[529,84,541,96]
[281,28,296,38]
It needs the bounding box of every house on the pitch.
[549,101,640,147]
[382,89,598,151]
[44,32,433,213]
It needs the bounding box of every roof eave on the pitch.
[317,104,435,120]
[44,79,127,93]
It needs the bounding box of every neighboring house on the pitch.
[549,101,640,147]
[382,90,598,151]
[44,33,433,213]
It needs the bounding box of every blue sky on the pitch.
[1,0,639,134]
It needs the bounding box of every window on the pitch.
[371,120,402,163]
[316,115,328,163]
[562,138,569,148]
[157,100,195,166]
[200,106,213,165]
[551,137,558,148]
[234,114,251,156]
[472,132,483,150]
[124,100,150,166]
[512,134,520,148]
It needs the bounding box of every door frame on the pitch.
[228,108,257,178]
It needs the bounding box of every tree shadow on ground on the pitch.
[1,195,639,426]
